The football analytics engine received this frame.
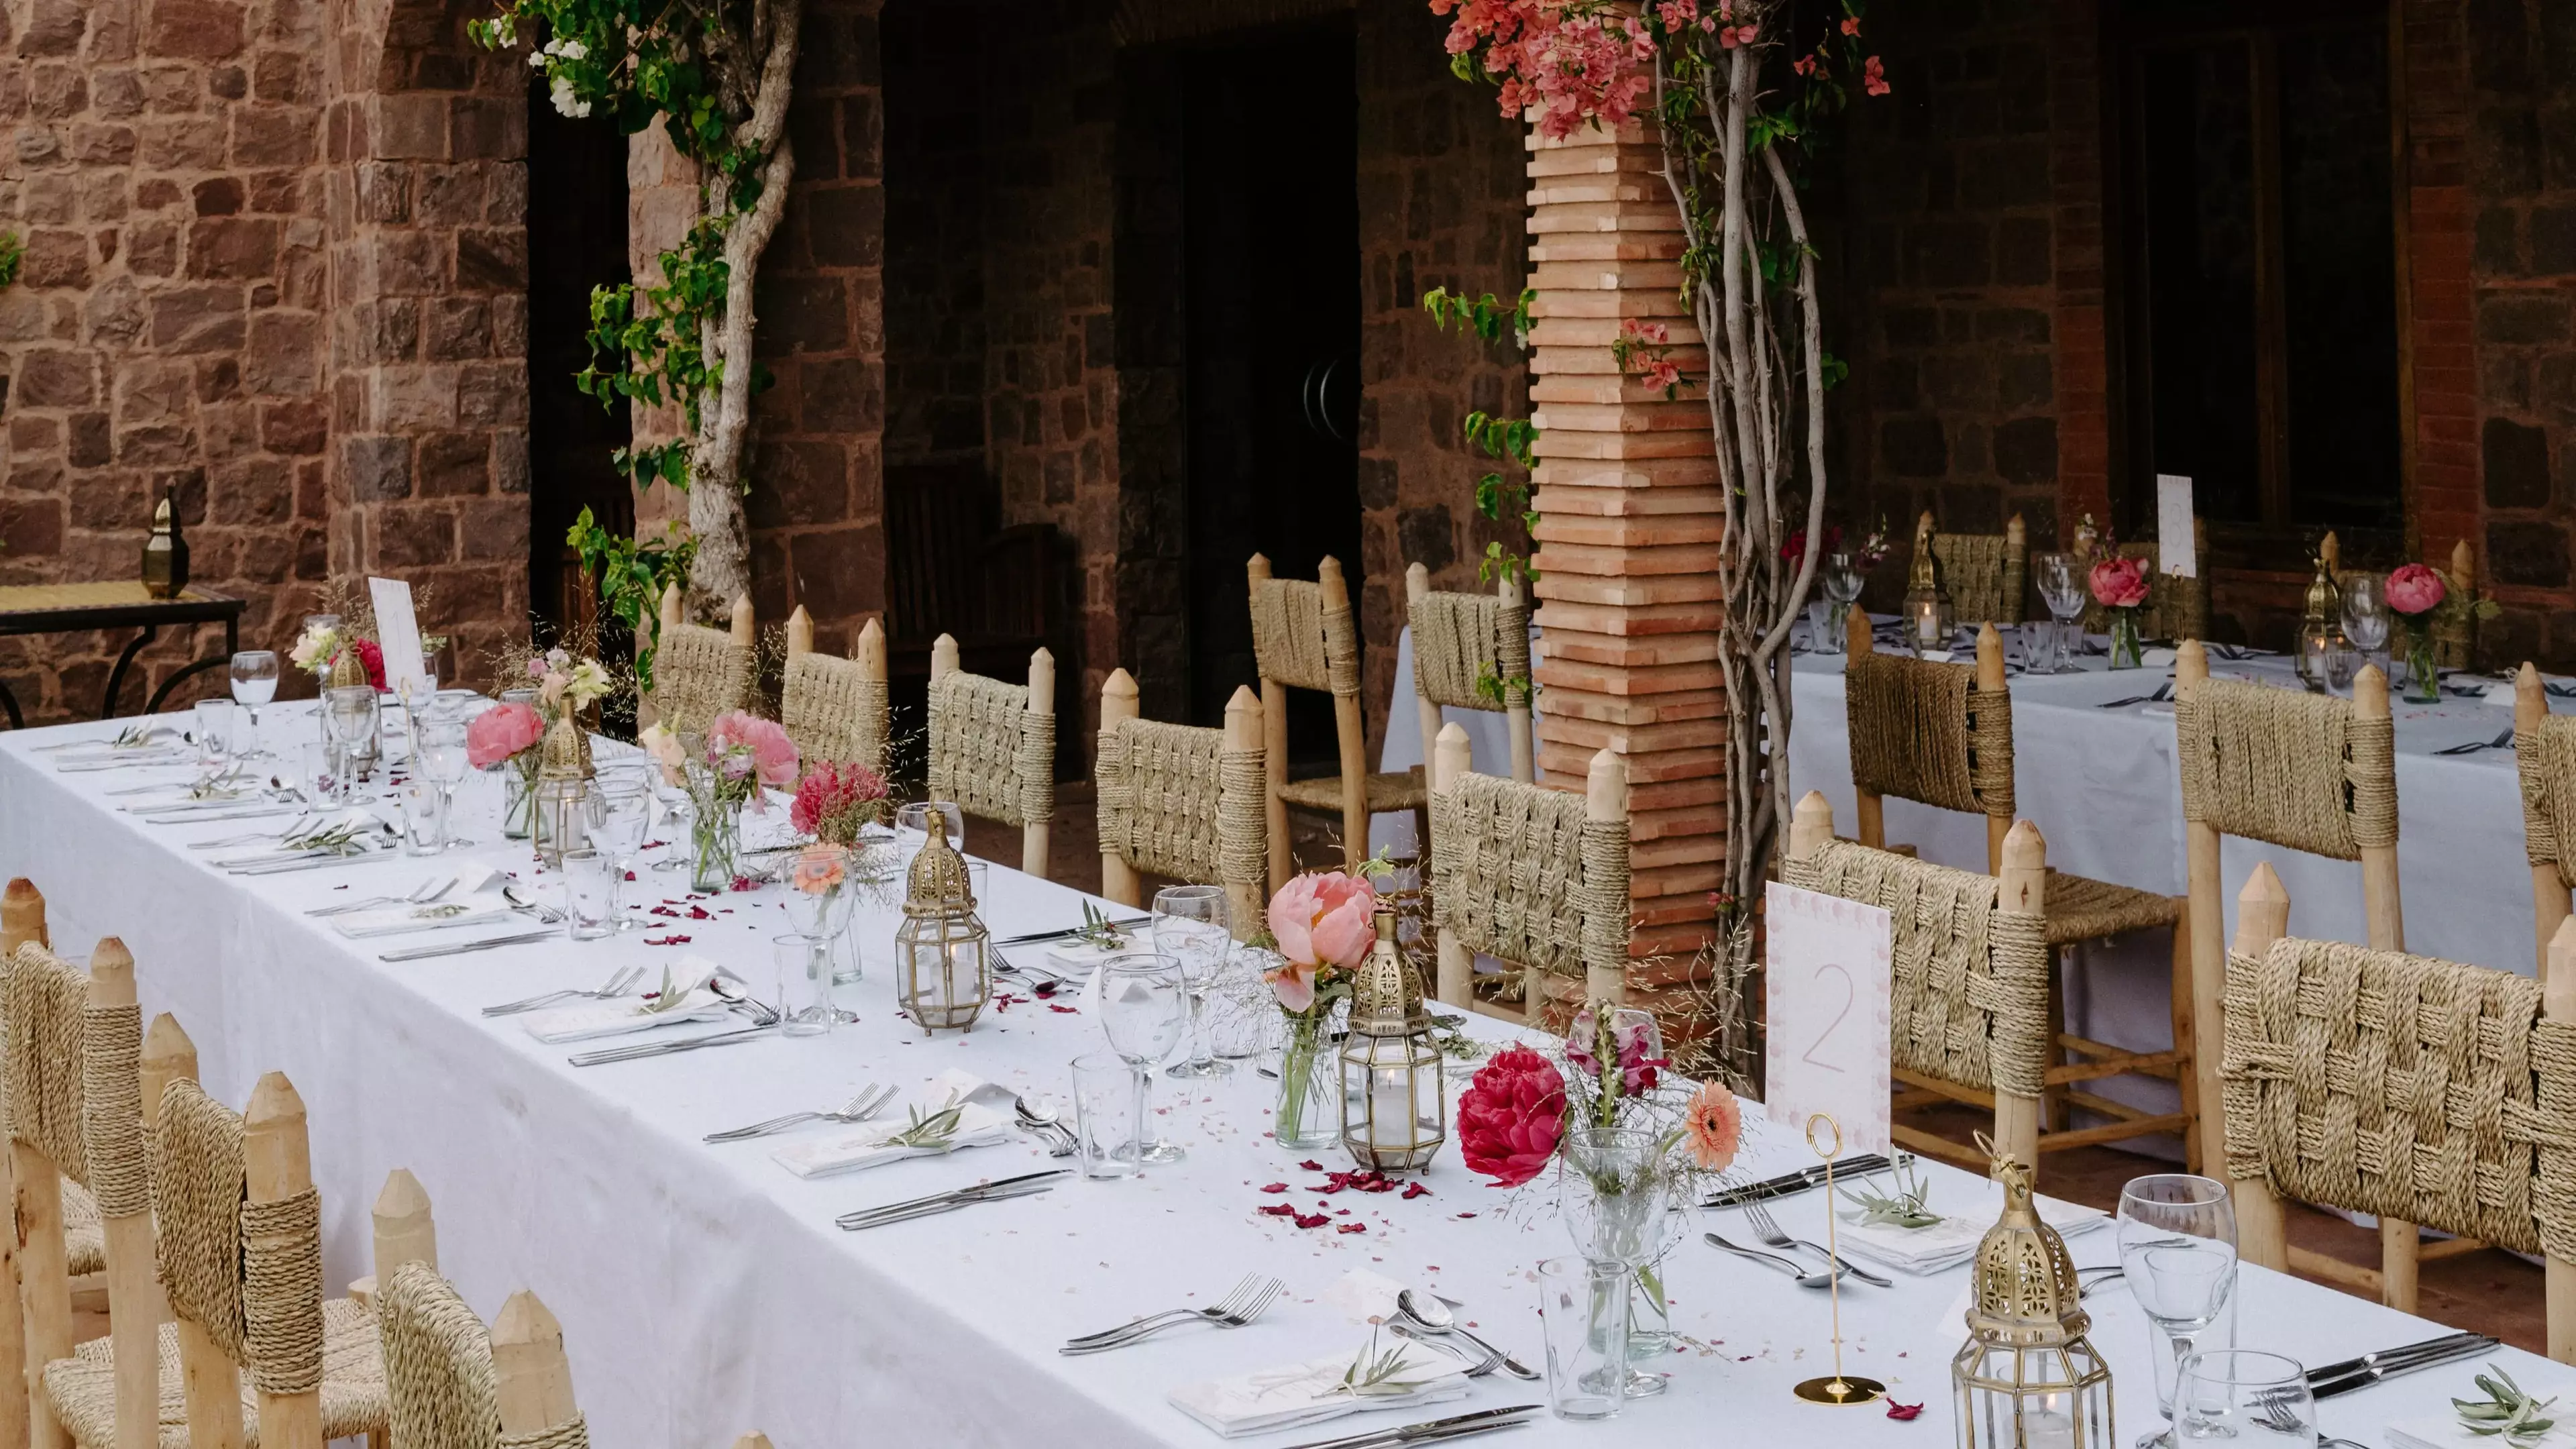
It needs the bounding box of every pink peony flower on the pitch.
[465,702,543,769]
[704,710,800,787]
[1457,1046,1568,1188]
[1265,871,1377,972]
[2387,561,2449,616]
[2089,555,2151,610]
[1265,958,1318,1014]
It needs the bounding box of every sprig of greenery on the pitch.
[282,819,374,855]
[1074,901,1131,952]
[1338,1329,1438,1399]
[1840,1157,1941,1229]
[2456,1364,2558,1446]
[887,1097,968,1152]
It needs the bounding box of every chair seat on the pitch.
[45,1295,388,1448]
[1275,770,1428,815]
[64,1179,102,1277]
[2043,872,2180,946]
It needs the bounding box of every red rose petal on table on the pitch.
[1402,1182,1430,1199]
[1257,1204,1296,1218]
[623,871,637,882]
[1886,1402,1923,1421]
[643,934,692,946]
[1298,1161,1326,1172]
[1046,1004,1079,1014]
[1259,1183,1289,1194]
[686,905,713,920]
[1292,1212,1330,1229]
[1454,1212,1477,1220]
[1336,1223,1366,1234]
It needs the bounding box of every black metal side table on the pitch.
[0,582,246,728]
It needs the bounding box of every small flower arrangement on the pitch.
[1263,869,1381,1149]
[292,624,387,690]
[790,760,892,847]
[2388,559,2500,702]
[644,709,799,891]
[464,700,543,770]
[2088,549,2153,669]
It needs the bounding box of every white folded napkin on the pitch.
[768,1099,1012,1179]
[1833,1183,2105,1275]
[1168,1342,1468,1439]
[1320,1269,1414,1326]
[2392,1387,2576,1449]
[521,989,730,1043]
[1042,939,1127,976]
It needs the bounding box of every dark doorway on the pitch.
[525,72,635,640]
[2114,0,2404,567]
[1173,18,1362,761]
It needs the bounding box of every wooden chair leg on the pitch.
[2168,894,2201,1174]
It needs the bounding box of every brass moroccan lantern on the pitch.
[1904,514,1953,656]
[894,827,990,1032]
[141,494,189,598]
[1338,907,1446,1172]
[531,713,596,869]
[1953,1146,2115,1449]
[2295,550,2344,692]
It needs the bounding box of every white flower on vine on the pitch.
[548,75,590,118]
[528,50,546,68]
[555,38,587,59]
[488,13,516,45]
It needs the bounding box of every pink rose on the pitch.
[2088,556,2150,610]
[2387,562,2449,616]
[1264,870,1377,972]
[465,702,543,769]
[705,710,800,787]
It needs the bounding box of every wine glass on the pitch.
[2035,552,2086,673]
[324,686,379,797]
[1153,885,1234,1079]
[413,716,470,849]
[1097,953,1188,1167]
[591,778,654,928]
[2341,572,2391,678]
[1821,551,1866,655]
[2174,1350,2313,1447]
[229,651,278,757]
[2119,1174,2239,1443]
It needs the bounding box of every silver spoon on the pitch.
[1394,1288,1540,1381]
[1014,1093,1078,1157]
[1705,1232,1838,1289]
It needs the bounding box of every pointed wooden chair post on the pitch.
[12,961,78,1449]
[137,1016,237,1449]
[0,886,32,1449]
[1250,556,1292,890]
[2221,863,2293,1276]
[83,944,156,1449]
[1432,725,1476,1008]
[2550,916,2576,1363]
[926,637,1057,881]
[492,1292,577,1443]
[244,1074,323,1449]
[2,879,46,953]
[1092,674,1269,936]
[346,1169,437,1309]
[1992,821,2049,1169]
[1583,749,1631,1008]
[1426,729,1630,1027]
[2519,663,2575,976]
[1097,670,1142,909]
[733,1436,775,1449]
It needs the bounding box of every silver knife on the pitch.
[379,929,559,962]
[236,851,398,877]
[837,1179,1065,1230]
[993,918,1152,947]
[568,1024,779,1067]
[835,1170,1073,1226]
[2310,1336,2499,1399]
[1281,1405,1544,1449]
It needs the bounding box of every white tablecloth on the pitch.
[1,703,2553,1448]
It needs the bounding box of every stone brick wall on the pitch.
[0,0,335,720]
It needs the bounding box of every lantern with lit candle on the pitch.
[1951,1143,2114,1449]
[1338,906,1446,1172]
[2294,551,2344,692]
[531,712,597,869]
[894,826,991,1033]
[1904,515,1953,655]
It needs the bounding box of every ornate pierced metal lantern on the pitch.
[1905,516,1953,656]
[531,713,596,869]
[2295,553,2345,691]
[1953,1148,2115,1449]
[1338,907,1446,1172]
[894,827,990,1033]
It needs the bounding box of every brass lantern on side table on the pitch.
[894,828,990,1033]
[531,713,596,869]
[1338,907,1446,1172]
[1953,1148,2114,1449]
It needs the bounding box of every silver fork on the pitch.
[703,1083,899,1143]
[1743,1197,1892,1287]
[482,966,647,1018]
[308,875,455,918]
[502,885,565,924]
[1387,1320,1505,1377]
[1060,1276,1283,1354]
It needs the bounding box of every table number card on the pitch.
[1764,881,1894,1156]
[367,577,426,694]
[2155,474,2196,578]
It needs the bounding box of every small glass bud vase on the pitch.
[894,828,991,1033]
[1336,907,1446,1172]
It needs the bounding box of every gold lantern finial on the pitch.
[895,827,989,1032]
[1952,1136,2114,1448]
[1338,907,1446,1173]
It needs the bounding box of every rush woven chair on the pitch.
[1841,615,2192,1157]
[2518,663,2576,977]
[1092,670,1269,938]
[647,584,758,731]
[42,1038,388,1449]
[1,882,107,1444]
[1787,794,2072,1175]
[2176,643,2414,1303]
[1906,511,2029,627]
[780,607,891,776]
[925,637,1055,879]
[376,1265,591,1449]
[1426,724,1629,1026]
[1405,564,1534,787]
[1249,555,1426,889]
[2221,864,2576,1344]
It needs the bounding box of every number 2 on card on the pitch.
[1800,963,1854,1073]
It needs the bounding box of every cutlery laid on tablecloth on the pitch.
[835,1169,1073,1231]
[704,1083,900,1142]
[1701,1155,1890,1208]
[1279,1405,1544,1449]
[1061,1275,1283,1353]
[378,929,559,963]
[2434,727,2516,757]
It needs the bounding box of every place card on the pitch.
[369,577,427,695]
[1763,881,1894,1155]
[2156,474,2196,577]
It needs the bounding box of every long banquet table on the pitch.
[2,702,2561,1448]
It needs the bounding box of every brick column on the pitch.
[1522,119,1724,975]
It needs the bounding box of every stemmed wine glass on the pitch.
[324,686,378,799]
[1820,551,1866,655]
[1153,885,1234,1079]
[2341,573,2392,680]
[1097,953,1188,1167]
[413,715,470,849]
[2035,552,2086,672]
[229,651,278,759]
[2118,1174,2239,1446]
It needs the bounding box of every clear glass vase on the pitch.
[1272,1010,1342,1151]
[690,796,742,893]
[500,758,537,840]
[2404,632,2441,704]
[2108,608,2145,669]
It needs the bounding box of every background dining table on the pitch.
[2,699,2563,1448]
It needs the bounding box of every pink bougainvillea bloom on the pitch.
[465,701,543,769]
[1619,318,1670,345]
[2088,555,2151,610]
[1841,15,1862,35]
[1265,870,1378,971]
[2386,561,2449,616]
[1864,54,1890,96]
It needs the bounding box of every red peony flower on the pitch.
[352,638,387,690]
[1456,1046,1567,1188]
[2088,555,2151,610]
[2387,561,2449,616]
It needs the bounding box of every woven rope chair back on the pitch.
[1250,578,1360,698]
[2176,679,2396,861]
[650,623,757,733]
[1927,532,2027,627]
[1784,839,2051,1097]
[781,651,890,775]
[2221,936,2573,1259]
[927,669,1053,830]
[1093,718,1267,906]
[2521,712,2576,892]
[1409,590,1529,712]
[1843,650,2016,820]
[377,1263,594,1449]
[154,1079,325,1395]
[1429,772,1630,989]
[5,941,90,1187]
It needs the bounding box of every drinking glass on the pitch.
[2174,1350,2312,1447]
[2023,619,2063,674]
[2036,551,2087,672]
[1803,598,1831,653]
[895,801,965,859]
[561,851,616,941]
[413,716,470,850]
[299,741,337,806]
[2341,572,2392,676]
[2119,1174,2239,1428]
[1153,885,1233,1079]
[592,779,654,928]
[229,651,278,756]
[1536,1256,1628,1421]
[392,781,446,856]
[192,698,237,772]
[1560,1126,1670,1269]
[1069,1053,1140,1179]
[2323,639,2359,696]
[1821,551,1866,655]
[1097,954,1187,1167]
[774,933,833,1036]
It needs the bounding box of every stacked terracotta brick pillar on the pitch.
[1522,117,1724,988]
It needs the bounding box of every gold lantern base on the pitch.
[1793,1375,1886,1405]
